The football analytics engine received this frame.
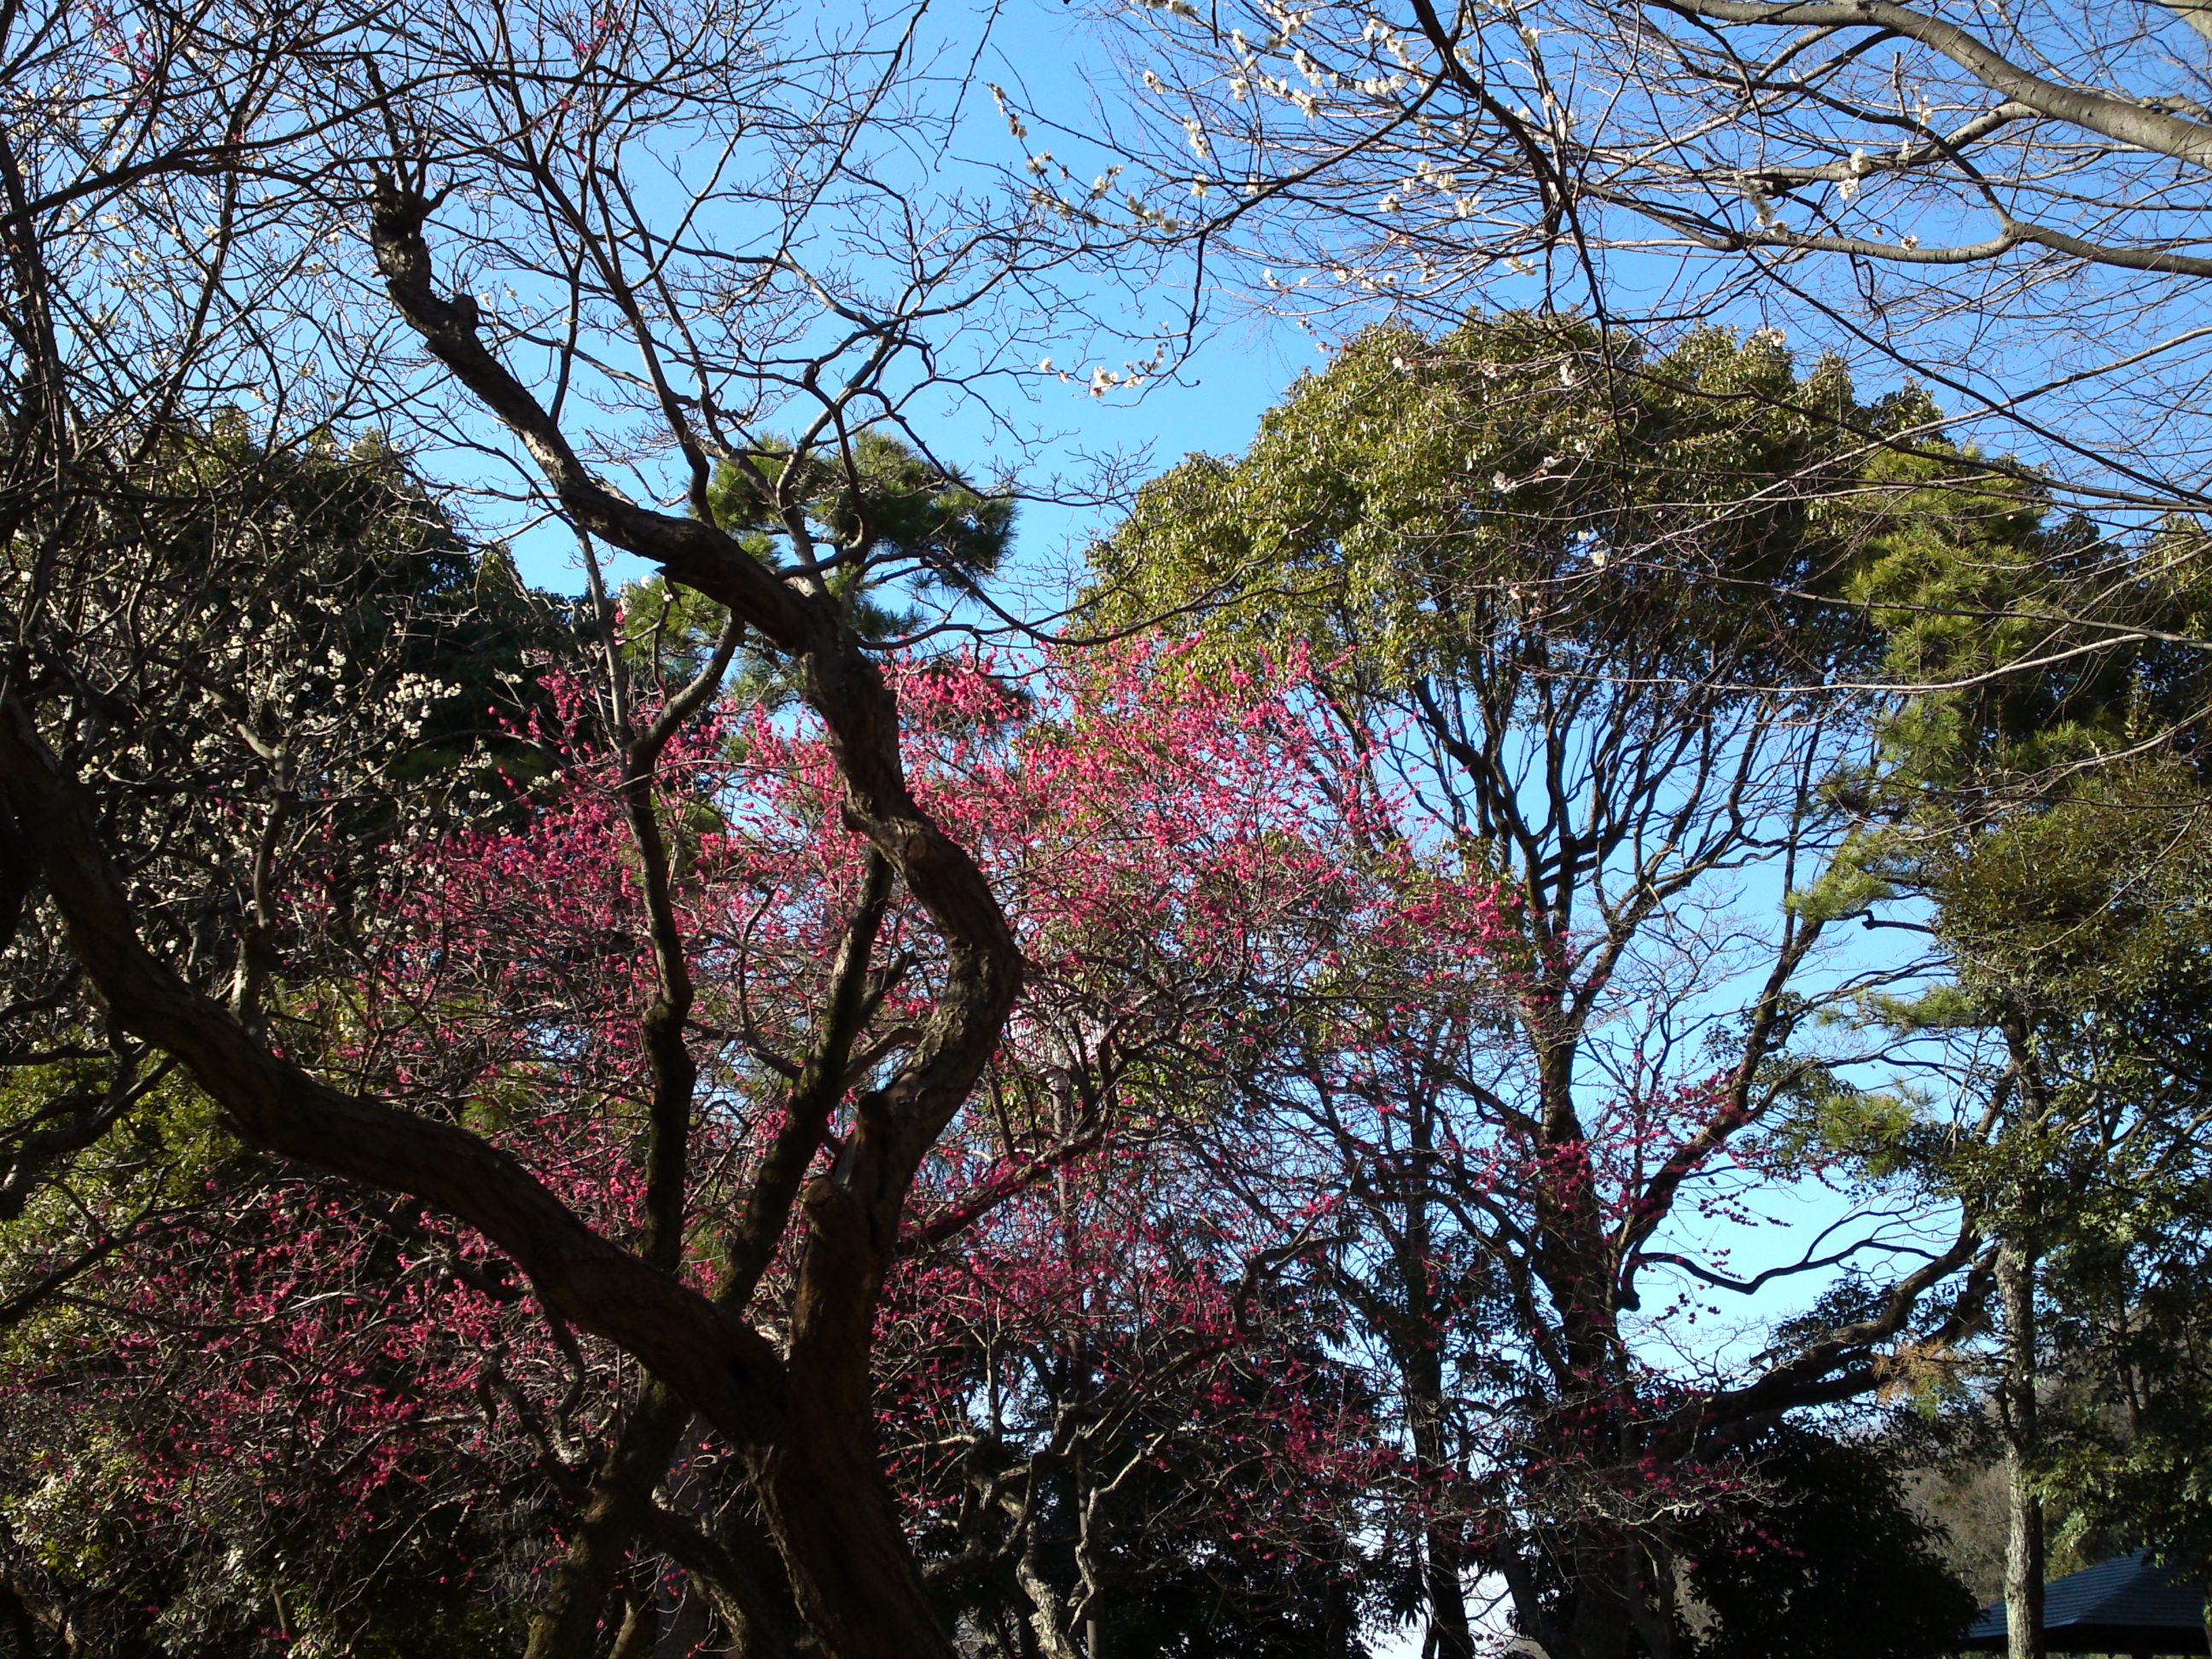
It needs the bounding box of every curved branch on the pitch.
[1657,0,2212,171]
[0,694,793,1449]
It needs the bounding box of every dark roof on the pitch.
[1963,1553,2208,1654]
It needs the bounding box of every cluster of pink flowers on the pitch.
[18,638,1796,1637]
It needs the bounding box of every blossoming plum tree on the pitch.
[3,631,1484,1653]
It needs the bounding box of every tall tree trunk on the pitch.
[1561,1535,1640,1659]
[752,1175,963,1657]
[527,1386,694,1659]
[1998,1239,2046,1659]
[1406,1374,1476,1659]
[1400,1102,1477,1659]
[1420,1515,1476,1659]
[608,1584,656,1659]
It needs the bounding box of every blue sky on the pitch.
[505,304,1318,597]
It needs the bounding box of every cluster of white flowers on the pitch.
[1737,174,1781,229]
[986,82,1027,140]
[1041,338,1168,397]
[1121,191,1185,231]
[1231,21,1295,57]
[1836,148,1877,201]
